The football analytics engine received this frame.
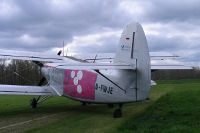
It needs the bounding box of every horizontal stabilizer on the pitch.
[0,85,57,96]
[151,65,192,70]
[45,62,136,70]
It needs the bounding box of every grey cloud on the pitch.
[0,0,200,65]
[182,52,200,62]
[69,35,119,53]
[148,35,184,52]
[148,33,200,53]
[0,0,128,51]
[141,0,200,23]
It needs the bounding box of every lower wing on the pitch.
[0,85,57,96]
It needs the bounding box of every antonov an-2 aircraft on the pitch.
[0,22,190,118]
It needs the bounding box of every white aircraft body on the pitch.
[0,22,191,117]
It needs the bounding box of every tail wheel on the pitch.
[113,104,123,118]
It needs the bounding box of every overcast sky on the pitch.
[0,0,200,65]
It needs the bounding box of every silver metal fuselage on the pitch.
[42,66,137,103]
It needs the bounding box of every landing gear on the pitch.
[113,104,123,118]
[30,98,37,108]
[82,102,86,106]
[108,104,114,108]
[30,96,51,108]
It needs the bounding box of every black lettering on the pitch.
[95,83,98,90]
[97,84,114,95]
[109,87,113,94]
[107,88,111,94]
[101,85,107,92]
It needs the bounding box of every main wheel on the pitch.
[108,104,114,108]
[113,109,122,118]
[82,102,87,106]
[30,98,37,108]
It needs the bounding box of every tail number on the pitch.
[95,83,113,95]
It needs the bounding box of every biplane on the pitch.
[0,22,191,117]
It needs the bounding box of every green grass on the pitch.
[118,79,200,133]
[0,79,200,133]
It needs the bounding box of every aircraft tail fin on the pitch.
[114,22,151,101]
[114,22,150,64]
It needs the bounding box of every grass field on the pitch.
[0,79,200,133]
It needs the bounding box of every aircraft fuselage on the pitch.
[42,66,137,103]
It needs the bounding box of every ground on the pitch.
[0,79,200,133]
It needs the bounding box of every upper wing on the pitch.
[0,49,191,70]
[0,49,180,64]
[69,52,179,63]
[0,49,64,63]
[0,85,58,96]
[69,53,191,70]
[150,52,178,59]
